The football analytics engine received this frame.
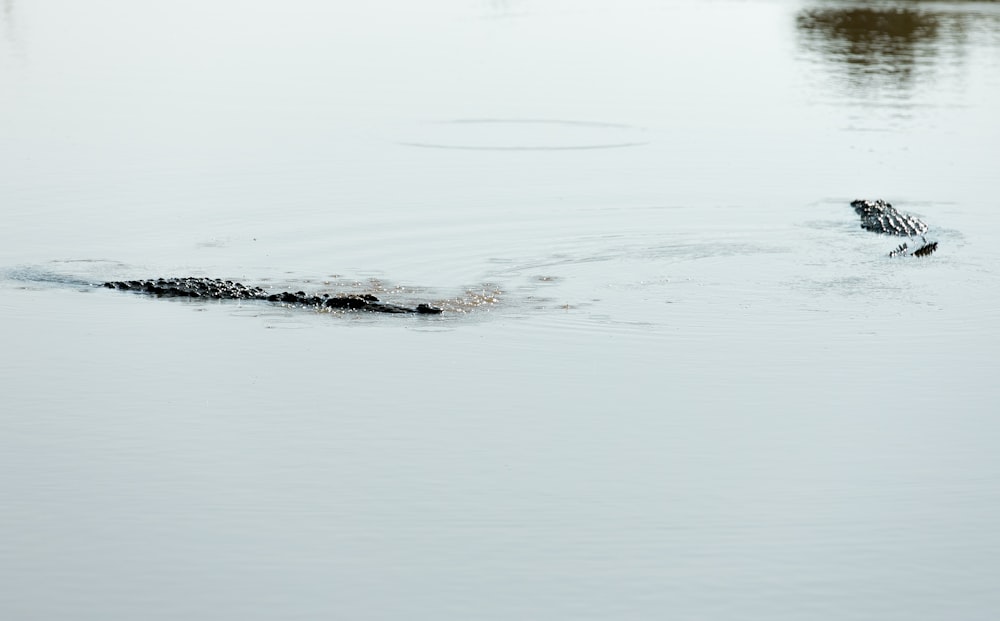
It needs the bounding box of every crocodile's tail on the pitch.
[851,199,939,258]
[913,241,938,257]
[887,239,938,258]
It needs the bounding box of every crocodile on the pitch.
[850,199,938,257]
[102,277,443,314]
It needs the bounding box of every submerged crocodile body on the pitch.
[850,199,938,257]
[103,278,443,314]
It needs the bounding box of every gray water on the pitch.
[2,0,1000,619]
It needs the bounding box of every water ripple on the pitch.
[398,118,649,151]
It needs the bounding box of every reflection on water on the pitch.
[798,6,942,90]
[2,0,15,49]
[796,1,998,96]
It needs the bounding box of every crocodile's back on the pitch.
[851,199,928,236]
[103,277,443,314]
[103,278,266,299]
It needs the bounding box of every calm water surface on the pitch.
[2,1,1000,619]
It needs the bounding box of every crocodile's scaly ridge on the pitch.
[103,278,443,314]
[851,199,928,237]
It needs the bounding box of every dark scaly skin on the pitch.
[102,277,443,314]
[850,199,928,236]
[913,241,938,257]
[850,199,937,257]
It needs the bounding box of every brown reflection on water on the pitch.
[796,1,997,97]
[2,0,15,46]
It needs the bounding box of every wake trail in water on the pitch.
[2,266,99,289]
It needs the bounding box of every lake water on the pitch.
[2,0,1000,619]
